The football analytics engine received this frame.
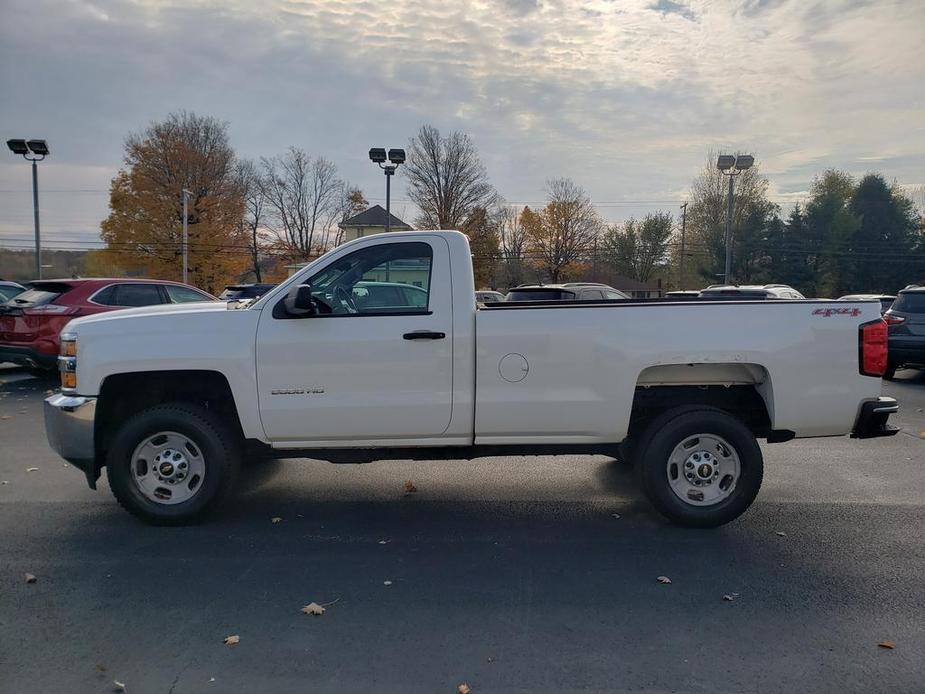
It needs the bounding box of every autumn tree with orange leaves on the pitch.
[100,112,247,294]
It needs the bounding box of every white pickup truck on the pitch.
[44,230,898,527]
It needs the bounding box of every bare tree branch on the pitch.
[403,125,496,229]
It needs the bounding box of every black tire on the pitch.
[635,406,763,528]
[106,403,240,525]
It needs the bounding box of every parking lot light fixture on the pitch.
[369,145,405,233]
[716,154,736,170]
[26,140,50,156]
[717,153,754,284]
[6,139,29,155]
[6,137,49,279]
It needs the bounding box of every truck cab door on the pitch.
[255,236,454,444]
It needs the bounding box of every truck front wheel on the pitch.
[106,403,240,525]
[636,407,763,528]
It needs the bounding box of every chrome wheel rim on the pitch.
[666,433,740,507]
[130,431,206,505]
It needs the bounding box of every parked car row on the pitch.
[476,283,631,303]
[0,278,215,370]
[0,279,26,302]
[882,285,924,378]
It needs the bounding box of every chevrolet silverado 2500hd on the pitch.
[44,230,898,526]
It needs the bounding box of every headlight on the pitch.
[59,333,77,390]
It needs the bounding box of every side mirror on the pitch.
[284,284,317,317]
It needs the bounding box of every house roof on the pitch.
[339,205,411,230]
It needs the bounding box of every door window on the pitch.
[114,283,164,307]
[304,242,432,315]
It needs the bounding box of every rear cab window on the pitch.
[892,292,925,313]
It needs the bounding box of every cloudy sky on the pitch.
[1,0,922,249]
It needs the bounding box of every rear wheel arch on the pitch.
[627,380,773,443]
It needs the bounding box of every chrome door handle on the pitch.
[403,331,445,340]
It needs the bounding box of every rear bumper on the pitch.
[0,344,58,369]
[887,339,925,366]
[44,394,99,488]
[851,397,900,439]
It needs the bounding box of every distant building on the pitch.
[337,205,412,243]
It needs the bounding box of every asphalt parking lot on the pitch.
[1,366,923,693]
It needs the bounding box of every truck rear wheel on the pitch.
[636,407,763,528]
[106,403,240,525]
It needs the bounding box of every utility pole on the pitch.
[679,202,688,290]
[181,189,192,284]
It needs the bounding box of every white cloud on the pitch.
[0,0,922,244]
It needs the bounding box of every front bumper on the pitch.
[850,397,900,439]
[44,394,99,487]
[0,344,58,370]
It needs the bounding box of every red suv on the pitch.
[0,278,216,370]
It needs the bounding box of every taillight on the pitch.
[859,319,888,377]
[884,314,905,326]
[23,305,79,316]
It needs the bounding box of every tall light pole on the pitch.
[181,188,192,284]
[6,139,49,279]
[717,153,754,283]
[369,148,405,232]
[679,201,688,290]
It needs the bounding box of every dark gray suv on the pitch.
[884,285,925,379]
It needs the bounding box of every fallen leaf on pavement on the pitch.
[223,634,240,646]
[458,685,471,694]
[113,680,126,692]
[775,531,787,537]
[24,573,36,584]
[301,602,325,615]
[878,640,895,649]
[656,575,671,584]
[26,467,38,472]
[403,480,417,493]
[271,517,282,524]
